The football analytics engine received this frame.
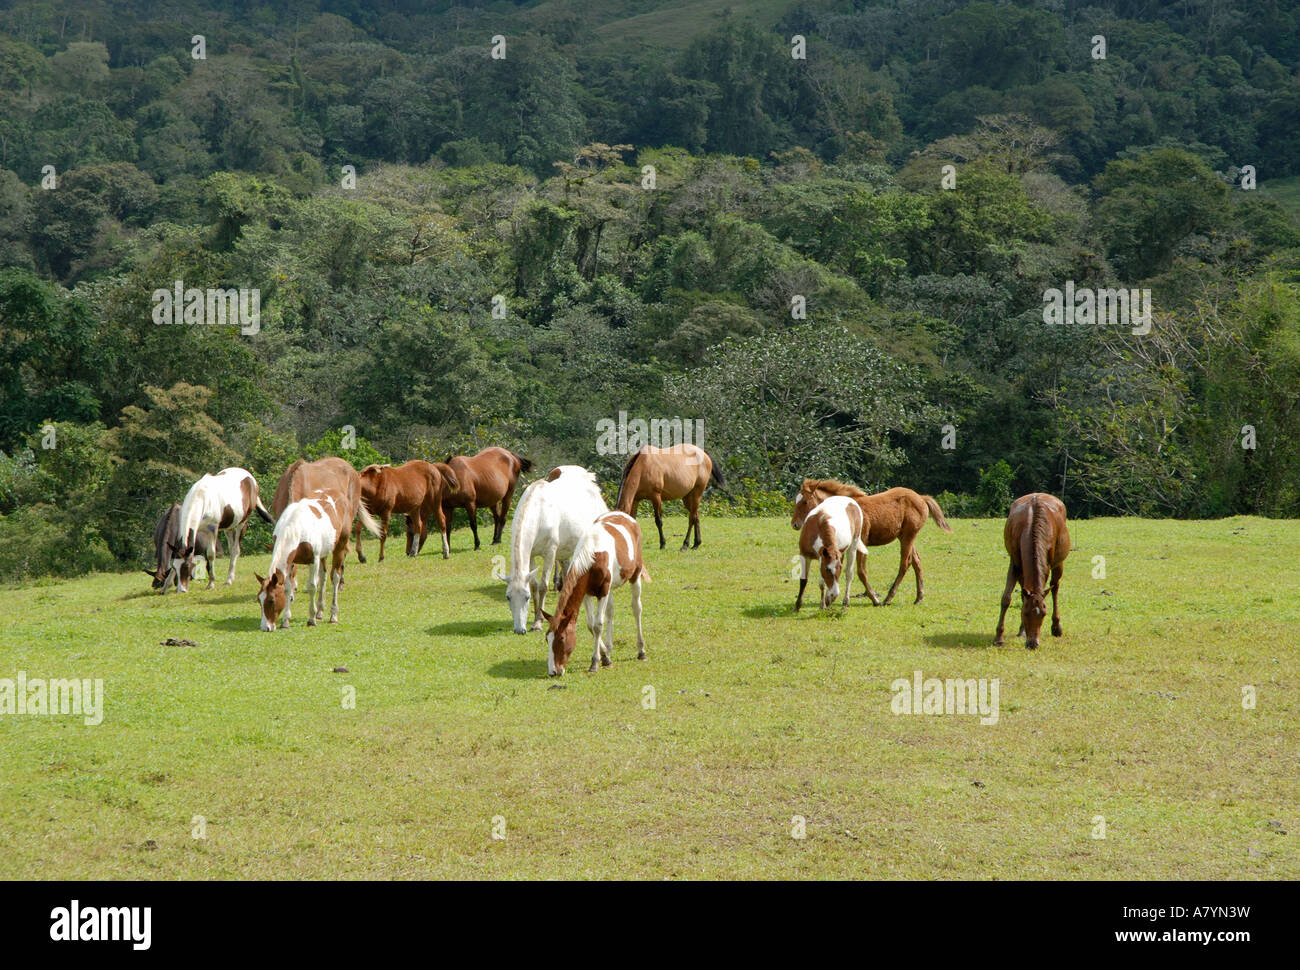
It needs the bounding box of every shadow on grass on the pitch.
[427,619,507,637]
[206,615,263,633]
[923,631,992,649]
[487,658,546,680]
[742,602,797,619]
[469,583,510,601]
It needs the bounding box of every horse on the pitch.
[441,446,532,551]
[175,467,273,591]
[354,460,459,562]
[994,492,1071,650]
[145,502,212,593]
[615,443,724,550]
[255,487,352,630]
[506,465,608,634]
[270,456,380,595]
[792,480,952,605]
[795,495,869,611]
[541,510,649,676]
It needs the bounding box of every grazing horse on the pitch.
[507,465,608,634]
[615,443,724,550]
[145,502,212,593]
[792,480,952,605]
[995,493,1071,650]
[542,510,649,676]
[354,460,459,562]
[271,456,380,594]
[176,467,273,591]
[255,488,351,630]
[441,446,532,551]
[795,496,869,611]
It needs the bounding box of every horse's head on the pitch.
[541,608,576,676]
[255,570,288,631]
[506,568,534,635]
[817,542,845,608]
[791,483,819,530]
[1020,588,1048,649]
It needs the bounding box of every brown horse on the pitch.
[271,456,379,591]
[792,480,952,605]
[615,444,724,550]
[441,446,532,551]
[354,460,459,562]
[994,493,1070,650]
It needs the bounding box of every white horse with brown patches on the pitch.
[175,467,273,591]
[255,487,356,631]
[542,510,649,675]
[795,495,869,611]
[507,465,608,634]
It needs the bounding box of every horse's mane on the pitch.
[805,478,868,500]
[509,479,544,581]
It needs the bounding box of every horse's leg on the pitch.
[842,545,855,608]
[316,556,328,622]
[406,510,422,557]
[994,562,1018,645]
[330,550,343,623]
[881,535,916,606]
[466,501,481,550]
[651,495,666,550]
[533,548,556,632]
[854,546,883,605]
[683,489,702,550]
[631,577,646,660]
[599,595,614,666]
[437,503,451,559]
[377,510,390,562]
[493,483,516,545]
[911,547,924,604]
[588,597,606,672]
[353,516,366,563]
[224,526,241,586]
[1050,562,1064,637]
[795,557,809,611]
[205,528,218,590]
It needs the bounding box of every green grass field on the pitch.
[0,513,1296,879]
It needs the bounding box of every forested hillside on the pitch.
[3,0,1300,581]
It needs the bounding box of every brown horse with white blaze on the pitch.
[354,460,459,561]
[995,492,1070,650]
[792,480,952,605]
[441,447,531,551]
[616,443,724,550]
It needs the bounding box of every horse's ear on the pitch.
[143,569,156,578]
[540,608,553,622]
[254,572,264,586]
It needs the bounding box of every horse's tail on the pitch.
[509,450,533,475]
[254,496,273,524]
[356,499,383,539]
[616,448,645,512]
[923,494,953,533]
[704,449,726,489]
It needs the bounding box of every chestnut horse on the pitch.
[271,456,380,593]
[441,446,532,551]
[792,480,952,605]
[354,460,459,562]
[615,443,724,550]
[995,492,1070,650]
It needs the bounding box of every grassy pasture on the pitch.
[0,513,1295,879]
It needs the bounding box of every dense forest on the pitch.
[2,0,1300,582]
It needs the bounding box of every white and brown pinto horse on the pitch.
[256,488,352,630]
[616,443,724,550]
[795,495,869,611]
[175,467,273,591]
[507,465,608,634]
[271,456,380,595]
[792,479,952,605]
[542,510,649,676]
[995,492,1070,650]
[146,502,212,593]
[441,446,532,551]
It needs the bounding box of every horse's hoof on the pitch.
[993,636,1004,646]
[636,650,646,660]
[587,663,599,673]
[330,617,339,624]
[1052,624,1063,637]
[601,658,612,668]
[1025,641,1038,650]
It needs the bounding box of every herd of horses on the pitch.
[147,443,1073,672]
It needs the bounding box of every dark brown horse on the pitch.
[354,460,459,561]
[616,444,724,550]
[995,492,1070,650]
[792,480,952,605]
[441,447,532,551]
